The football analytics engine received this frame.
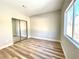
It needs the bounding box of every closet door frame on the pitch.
[12,18,28,43]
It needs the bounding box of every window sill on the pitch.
[64,34,79,48]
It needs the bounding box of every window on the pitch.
[66,5,73,38]
[73,0,79,44]
[64,0,79,48]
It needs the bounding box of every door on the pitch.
[12,18,20,43]
[12,18,28,43]
[20,20,27,40]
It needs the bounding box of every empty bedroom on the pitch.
[0,0,79,59]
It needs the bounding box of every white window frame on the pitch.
[64,0,79,48]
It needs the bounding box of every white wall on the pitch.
[30,11,61,41]
[61,0,79,59]
[0,3,30,49]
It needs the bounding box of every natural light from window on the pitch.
[73,0,79,44]
[64,0,79,48]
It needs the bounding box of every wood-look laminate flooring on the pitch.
[0,38,65,59]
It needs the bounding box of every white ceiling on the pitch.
[1,0,64,16]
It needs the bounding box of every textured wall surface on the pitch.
[0,3,30,49]
[61,0,79,59]
[30,11,61,41]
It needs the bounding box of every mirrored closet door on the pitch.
[20,20,28,40]
[12,18,28,43]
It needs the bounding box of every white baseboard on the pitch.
[60,42,67,59]
[30,37,60,42]
[0,43,13,50]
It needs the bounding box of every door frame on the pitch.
[12,18,28,43]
